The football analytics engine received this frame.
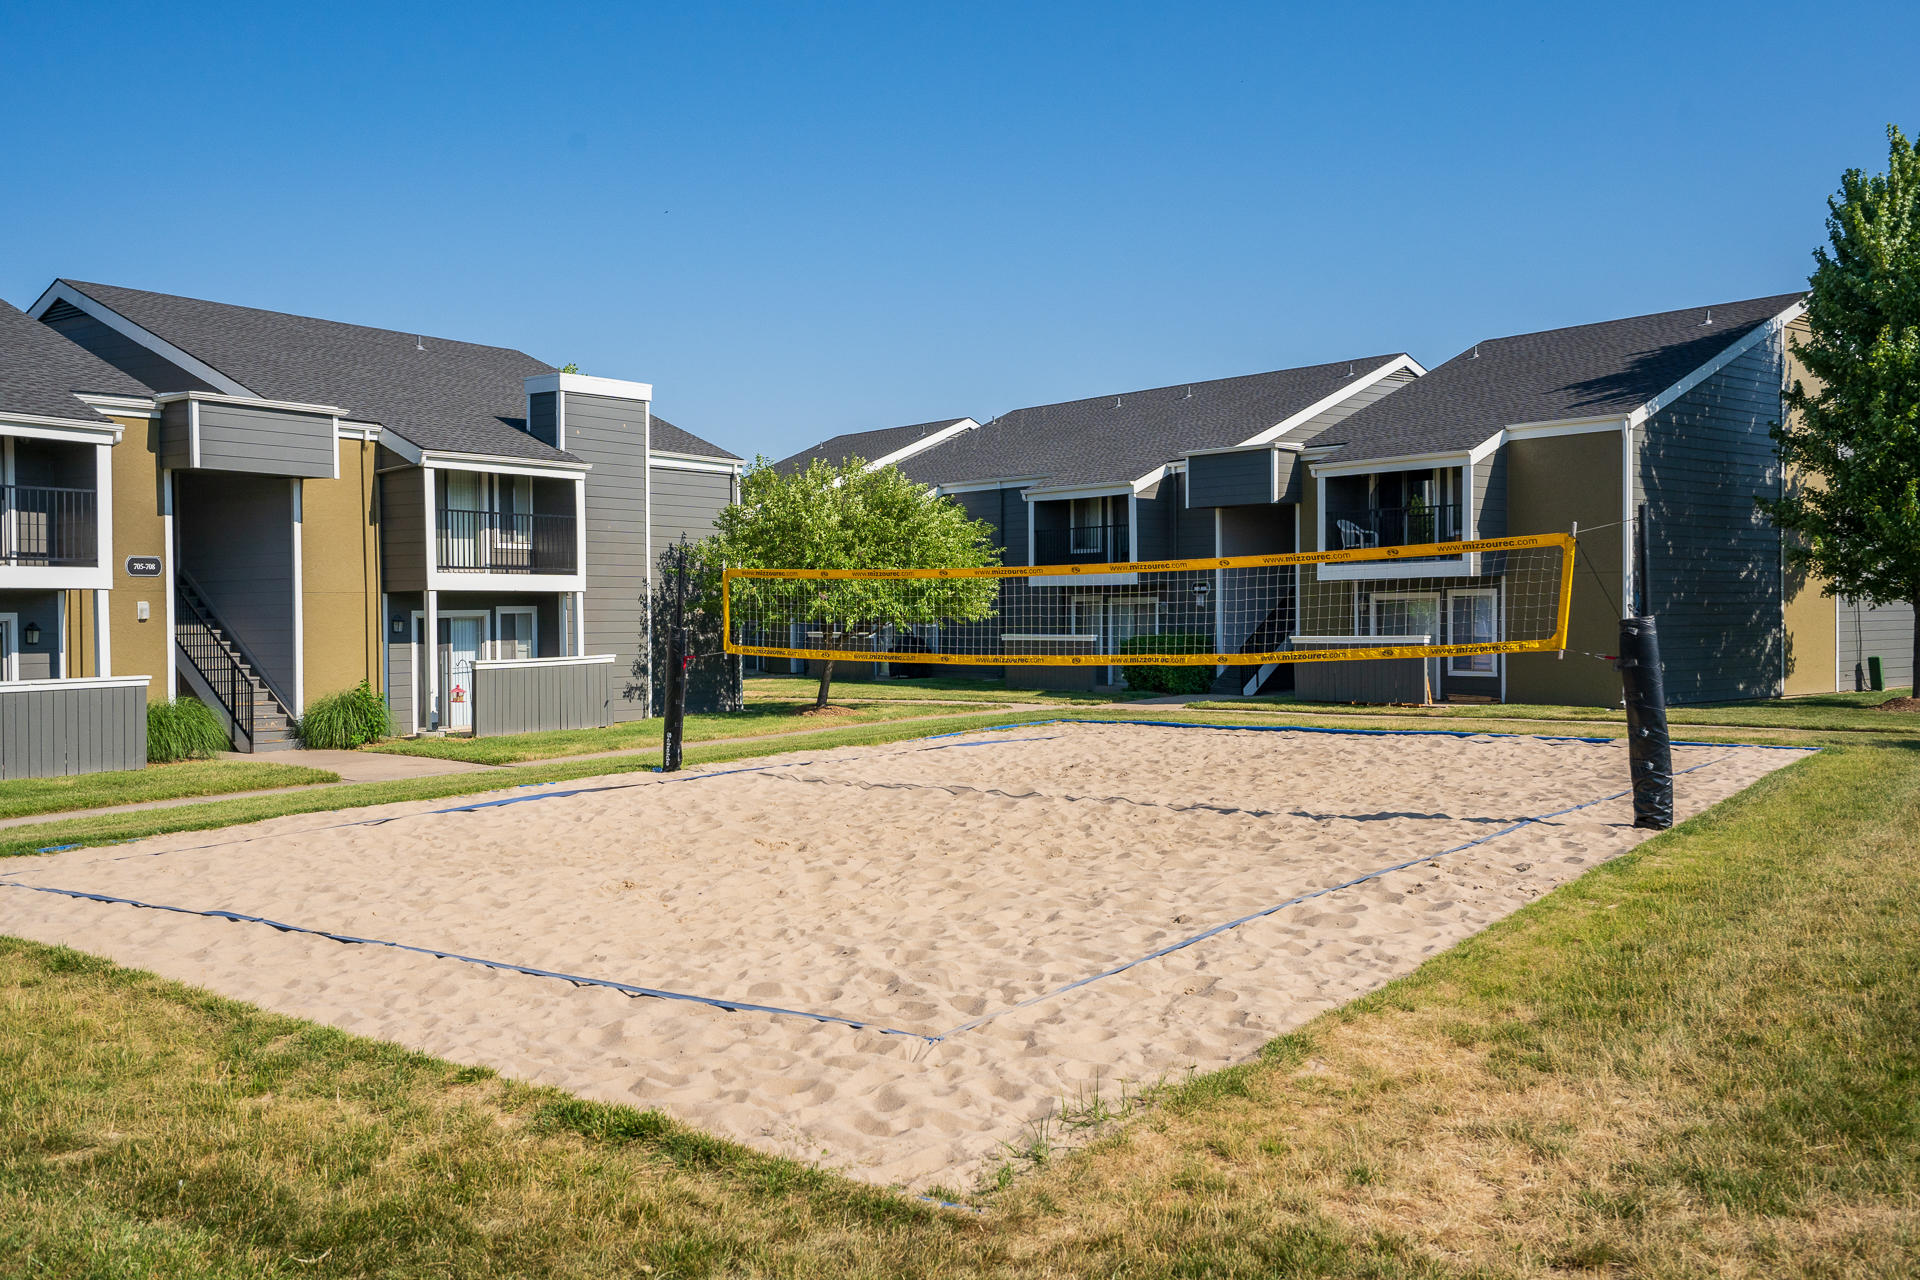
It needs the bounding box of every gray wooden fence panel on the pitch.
[0,680,149,780]
[1291,638,1431,705]
[472,660,612,737]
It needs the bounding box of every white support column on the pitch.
[574,590,586,656]
[423,588,439,730]
[56,596,66,679]
[1619,419,1635,621]
[92,589,111,677]
[290,478,305,712]
[162,468,176,697]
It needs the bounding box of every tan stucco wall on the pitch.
[1503,430,1627,708]
[1778,315,1840,695]
[299,438,382,708]
[57,416,169,695]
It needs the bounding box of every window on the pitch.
[1069,497,1105,554]
[1448,588,1499,674]
[495,606,537,660]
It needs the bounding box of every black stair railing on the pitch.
[174,577,255,745]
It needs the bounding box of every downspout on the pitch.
[1620,417,1635,621]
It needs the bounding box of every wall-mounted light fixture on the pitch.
[1192,581,1210,611]
[23,622,41,645]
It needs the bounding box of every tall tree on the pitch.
[1763,125,1920,692]
[706,457,1002,707]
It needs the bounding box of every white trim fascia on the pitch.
[0,412,123,443]
[1299,445,1340,461]
[473,652,616,671]
[1502,417,1626,442]
[74,393,158,419]
[153,389,346,417]
[1022,481,1135,501]
[1181,440,1306,460]
[523,371,655,402]
[573,474,588,595]
[0,610,16,682]
[1317,559,1475,583]
[92,588,110,677]
[0,565,112,591]
[556,389,566,452]
[1627,300,1807,429]
[0,673,151,695]
[378,431,424,465]
[334,421,384,443]
[426,571,586,594]
[1238,355,1427,447]
[1310,448,1474,478]
[932,476,1043,495]
[418,451,591,479]
[28,281,254,397]
[1468,432,1502,465]
[1128,493,1139,560]
[647,454,740,475]
[864,418,981,470]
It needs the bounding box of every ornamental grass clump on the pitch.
[296,681,392,749]
[146,697,231,763]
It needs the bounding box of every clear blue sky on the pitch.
[3,2,1913,461]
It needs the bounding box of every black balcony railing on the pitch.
[1328,503,1462,550]
[436,508,577,574]
[1034,523,1130,565]
[0,484,98,567]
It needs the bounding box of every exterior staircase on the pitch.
[174,574,300,752]
[1211,596,1295,697]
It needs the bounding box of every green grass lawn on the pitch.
[366,698,1014,765]
[744,673,1150,705]
[0,759,339,822]
[3,739,1914,1275]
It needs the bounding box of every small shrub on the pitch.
[147,697,230,763]
[1117,632,1214,695]
[296,681,392,749]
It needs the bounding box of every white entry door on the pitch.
[442,614,483,730]
[1371,591,1442,699]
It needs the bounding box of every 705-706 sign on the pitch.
[124,556,162,578]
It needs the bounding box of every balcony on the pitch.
[1034,523,1130,565]
[1,485,98,567]
[1328,502,1462,551]
[435,508,577,574]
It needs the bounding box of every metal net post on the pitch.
[662,540,689,772]
[1617,614,1672,830]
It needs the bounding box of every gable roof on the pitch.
[1312,293,1807,465]
[0,299,149,425]
[897,358,1414,489]
[650,412,740,461]
[42,280,582,462]
[772,417,971,475]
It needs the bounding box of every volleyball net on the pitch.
[721,533,1575,669]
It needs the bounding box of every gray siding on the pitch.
[949,487,1028,566]
[1135,475,1215,561]
[194,401,336,477]
[159,399,191,469]
[648,465,733,552]
[1838,599,1915,690]
[1637,338,1785,703]
[563,391,652,720]
[473,659,612,736]
[1472,447,1507,538]
[384,592,418,732]
[1279,366,1419,445]
[39,299,214,394]
[528,391,559,447]
[0,680,148,779]
[378,467,428,593]
[1187,449,1275,507]
[176,471,296,702]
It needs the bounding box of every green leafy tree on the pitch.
[1763,125,1920,690]
[706,457,1002,707]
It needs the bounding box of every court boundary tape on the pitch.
[0,731,1782,1046]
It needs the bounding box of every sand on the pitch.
[0,722,1805,1188]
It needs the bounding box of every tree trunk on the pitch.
[816,659,835,710]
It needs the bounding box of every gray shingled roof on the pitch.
[897,358,1409,489]
[1313,293,1807,464]
[650,413,740,461]
[52,281,696,463]
[0,299,150,424]
[772,418,969,474]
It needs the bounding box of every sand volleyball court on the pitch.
[0,721,1806,1187]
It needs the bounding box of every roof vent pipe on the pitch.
[1701,308,1714,326]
